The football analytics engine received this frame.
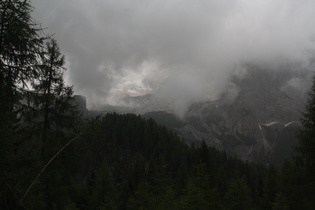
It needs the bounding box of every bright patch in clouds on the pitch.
[32,0,315,112]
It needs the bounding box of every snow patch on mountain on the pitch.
[264,122,278,126]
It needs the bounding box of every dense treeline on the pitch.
[1,1,315,209]
[52,113,315,210]
[1,112,314,209]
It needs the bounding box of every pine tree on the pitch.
[272,192,289,210]
[261,164,278,209]
[225,178,251,210]
[87,162,118,209]
[180,163,221,209]
[0,0,44,152]
[0,0,44,132]
[295,75,315,208]
[26,38,80,157]
[297,75,315,173]
[0,1,45,208]
[20,38,82,208]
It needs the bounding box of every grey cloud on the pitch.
[31,0,315,111]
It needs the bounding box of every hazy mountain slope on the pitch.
[142,66,310,164]
[80,65,311,165]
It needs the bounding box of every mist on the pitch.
[31,0,315,115]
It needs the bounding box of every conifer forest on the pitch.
[1,1,315,209]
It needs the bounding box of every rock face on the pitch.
[91,65,310,165]
[143,66,310,165]
[73,95,88,114]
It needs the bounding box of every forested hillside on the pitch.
[1,112,314,209]
[1,1,315,209]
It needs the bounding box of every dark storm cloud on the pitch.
[31,0,315,113]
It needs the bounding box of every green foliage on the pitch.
[88,162,117,210]
[0,0,45,134]
[25,38,80,151]
[1,0,315,209]
[179,163,221,210]
[297,76,315,172]
[2,105,315,209]
[295,75,315,208]
[225,178,251,210]
[0,1,46,209]
[272,192,289,210]
[261,164,278,209]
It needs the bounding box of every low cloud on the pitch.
[32,0,315,113]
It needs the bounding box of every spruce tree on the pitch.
[225,178,251,210]
[27,38,80,156]
[0,1,45,208]
[260,164,278,209]
[272,192,289,210]
[296,75,315,208]
[20,39,81,207]
[0,0,44,131]
[297,75,315,173]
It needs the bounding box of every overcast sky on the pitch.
[31,0,315,114]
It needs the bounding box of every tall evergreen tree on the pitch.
[0,0,44,131]
[297,75,315,173]
[261,164,278,209]
[225,178,251,210]
[0,1,45,208]
[272,192,289,210]
[26,38,80,156]
[296,75,315,208]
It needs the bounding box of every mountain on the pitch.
[85,64,311,165]
[142,65,310,165]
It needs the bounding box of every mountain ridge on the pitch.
[76,65,311,165]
